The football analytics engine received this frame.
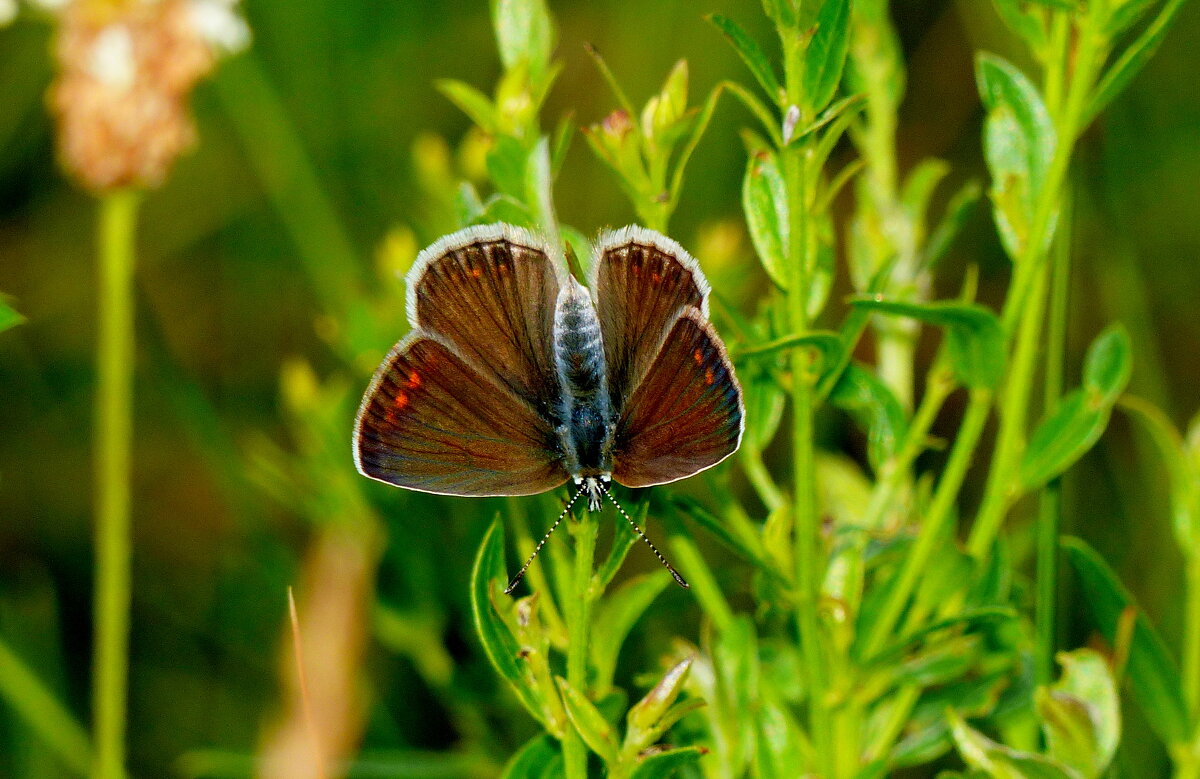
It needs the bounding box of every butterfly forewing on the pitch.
[612,309,743,488]
[591,227,710,414]
[408,225,563,422]
[354,333,569,496]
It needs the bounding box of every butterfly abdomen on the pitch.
[553,279,614,476]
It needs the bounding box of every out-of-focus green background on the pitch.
[1,0,1198,775]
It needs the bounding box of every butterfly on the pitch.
[353,223,743,590]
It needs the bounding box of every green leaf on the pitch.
[0,300,24,334]
[627,658,694,744]
[1063,536,1188,745]
[501,734,563,779]
[1036,649,1120,779]
[976,53,1056,262]
[991,0,1049,52]
[470,518,546,725]
[761,0,797,28]
[755,689,810,777]
[555,676,620,763]
[1086,0,1190,126]
[590,572,670,693]
[803,0,852,114]
[434,79,498,132]
[1019,391,1109,491]
[708,14,784,106]
[743,148,790,289]
[829,362,907,471]
[948,710,1079,778]
[1082,324,1132,406]
[490,0,555,76]
[629,746,706,779]
[1120,395,1200,554]
[848,298,1005,389]
[1020,326,1132,490]
[923,180,982,269]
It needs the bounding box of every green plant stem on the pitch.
[969,259,1052,555]
[93,190,140,779]
[563,514,599,779]
[860,366,955,529]
[970,17,1107,555]
[1185,557,1200,724]
[782,141,831,775]
[741,444,786,513]
[1035,188,1072,686]
[0,637,93,776]
[861,389,993,657]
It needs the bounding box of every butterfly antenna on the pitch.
[505,484,587,595]
[599,483,689,589]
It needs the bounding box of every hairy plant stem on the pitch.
[563,513,599,779]
[93,189,140,779]
[782,139,831,773]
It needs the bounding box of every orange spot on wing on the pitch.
[693,348,704,365]
[498,263,509,272]
[651,272,662,284]
[393,391,409,410]
[705,368,715,385]
[470,267,482,278]
[407,371,422,388]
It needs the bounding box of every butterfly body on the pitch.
[354,223,743,508]
[553,278,616,506]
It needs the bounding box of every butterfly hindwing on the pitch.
[407,224,564,424]
[611,309,744,488]
[354,332,570,497]
[590,227,710,416]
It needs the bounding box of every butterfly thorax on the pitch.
[553,279,615,498]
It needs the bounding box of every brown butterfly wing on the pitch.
[354,332,569,496]
[611,309,744,488]
[407,224,563,423]
[590,227,709,415]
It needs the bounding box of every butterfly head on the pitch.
[577,473,610,512]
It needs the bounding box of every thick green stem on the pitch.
[93,190,140,779]
[782,141,831,774]
[563,514,599,779]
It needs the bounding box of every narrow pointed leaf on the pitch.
[471,518,546,724]
[1062,536,1188,745]
[708,14,783,105]
[803,0,852,114]
[1086,0,1189,125]
[848,298,1005,389]
[555,677,620,763]
[435,79,498,132]
[1119,395,1200,554]
[629,746,706,779]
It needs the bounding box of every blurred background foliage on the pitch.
[1,0,1199,776]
